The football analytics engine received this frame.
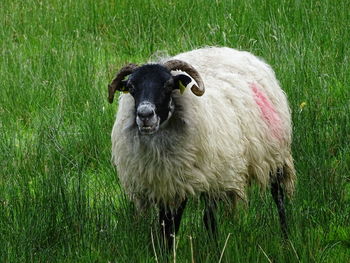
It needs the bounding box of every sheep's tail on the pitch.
[281,153,296,198]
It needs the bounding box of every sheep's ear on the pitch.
[164,60,205,96]
[172,71,199,95]
[108,80,129,102]
[117,80,129,92]
[108,63,138,103]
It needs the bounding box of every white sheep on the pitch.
[108,47,295,248]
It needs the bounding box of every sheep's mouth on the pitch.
[138,118,160,135]
[139,124,159,135]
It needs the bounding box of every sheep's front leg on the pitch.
[271,168,288,239]
[159,199,187,250]
[203,195,218,238]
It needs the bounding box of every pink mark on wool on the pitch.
[250,83,282,140]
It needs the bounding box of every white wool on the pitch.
[111,47,295,209]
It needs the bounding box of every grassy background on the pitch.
[0,0,349,262]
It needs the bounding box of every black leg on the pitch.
[203,195,218,238]
[159,199,187,250]
[271,168,288,239]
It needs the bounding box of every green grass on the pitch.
[1,0,349,262]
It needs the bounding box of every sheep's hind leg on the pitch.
[271,168,288,239]
[159,199,187,251]
[203,195,218,238]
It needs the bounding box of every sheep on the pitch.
[108,47,296,249]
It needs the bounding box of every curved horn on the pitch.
[164,60,205,96]
[108,63,138,103]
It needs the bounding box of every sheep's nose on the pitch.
[138,108,154,120]
[137,103,155,121]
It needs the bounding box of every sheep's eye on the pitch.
[128,83,136,94]
[164,79,174,93]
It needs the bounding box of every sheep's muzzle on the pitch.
[136,102,160,135]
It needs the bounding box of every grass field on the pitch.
[1,0,349,262]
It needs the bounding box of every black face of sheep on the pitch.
[125,65,182,134]
[108,61,205,134]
